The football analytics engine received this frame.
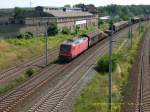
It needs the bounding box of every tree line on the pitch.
[98,4,150,20]
[66,4,150,20]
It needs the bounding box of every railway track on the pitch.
[27,22,144,112]
[27,38,109,112]
[0,22,146,112]
[0,47,59,84]
[0,35,110,112]
[135,28,150,112]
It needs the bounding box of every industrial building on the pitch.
[14,6,98,32]
[0,6,98,37]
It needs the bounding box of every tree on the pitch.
[14,7,22,16]
[75,25,80,34]
[14,7,33,17]
[47,23,58,36]
[86,4,97,14]
[62,27,70,34]
[73,3,87,11]
[119,13,129,20]
[97,4,150,18]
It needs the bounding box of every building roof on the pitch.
[15,6,93,18]
[113,21,128,27]
[45,11,93,18]
[15,11,54,18]
[100,16,110,20]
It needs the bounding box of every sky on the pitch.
[1,0,150,8]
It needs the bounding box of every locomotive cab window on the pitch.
[60,45,71,52]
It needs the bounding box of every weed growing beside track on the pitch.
[72,22,150,112]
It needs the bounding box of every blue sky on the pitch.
[1,0,150,8]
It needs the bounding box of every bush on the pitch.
[96,54,118,73]
[25,68,35,77]
[47,23,58,36]
[24,32,34,39]
[62,27,70,34]
[75,26,80,34]
[16,34,24,39]
[16,32,33,39]
[71,31,76,36]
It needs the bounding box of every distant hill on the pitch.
[0,8,14,17]
[0,7,34,17]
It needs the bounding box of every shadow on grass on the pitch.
[94,66,108,76]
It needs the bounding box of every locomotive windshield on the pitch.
[61,45,71,52]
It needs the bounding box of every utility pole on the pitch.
[139,19,141,34]
[108,19,113,112]
[130,18,133,48]
[29,0,32,8]
[128,18,133,48]
[45,23,48,66]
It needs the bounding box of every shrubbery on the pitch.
[96,54,119,73]
[62,27,71,34]
[16,32,33,39]
[75,26,80,34]
[47,23,58,36]
[25,68,35,77]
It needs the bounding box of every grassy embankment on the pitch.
[0,27,97,94]
[72,22,150,112]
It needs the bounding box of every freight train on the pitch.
[59,31,107,61]
[59,16,149,61]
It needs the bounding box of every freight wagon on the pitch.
[82,31,107,47]
[111,21,128,32]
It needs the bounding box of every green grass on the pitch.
[0,26,97,70]
[0,68,35,94]
[72,22,150,112]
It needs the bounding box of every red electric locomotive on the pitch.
[59,37,88,61]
